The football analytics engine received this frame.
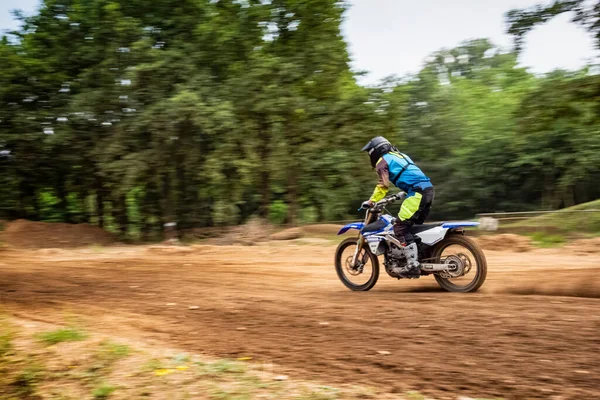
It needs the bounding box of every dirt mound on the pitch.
[475,234,533,252]
[184,222,343,245]
[564,237,600,255]
[205,218,274,246]
[146,245,195,255]
[0,219,115,249]
[269,228,303,241]
[180,226,225,241]
[301,224,343,236]
[35,248,67,256]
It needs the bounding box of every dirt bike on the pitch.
[335,193,487,292]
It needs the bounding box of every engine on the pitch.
[384,242,407,278]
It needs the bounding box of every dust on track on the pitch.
[1,242,599,399]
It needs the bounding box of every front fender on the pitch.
[337,222,364,235]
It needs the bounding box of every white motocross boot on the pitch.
[400,242,421,278]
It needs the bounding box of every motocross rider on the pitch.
[361,136,435,278]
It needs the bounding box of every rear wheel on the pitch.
[334,238,379,291]
[431,234,487,293]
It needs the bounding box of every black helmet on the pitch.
[361,136,393,168]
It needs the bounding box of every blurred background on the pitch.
[0,0,599,240]
[1,3,600,399]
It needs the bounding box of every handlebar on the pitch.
[376,192,406,206]
[360,192,406,211]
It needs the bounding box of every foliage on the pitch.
[268,200,288,225]
[0,0,599,238]
[506,0,600,52]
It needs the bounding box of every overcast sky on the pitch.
[344,0,597,83]
[1,0,597,85]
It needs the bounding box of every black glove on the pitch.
[361,200,373,209]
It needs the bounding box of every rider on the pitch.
[361,136,435,278]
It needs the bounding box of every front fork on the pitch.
[351,236,365,266]
[351,210,373,266]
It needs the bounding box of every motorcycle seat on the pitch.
[362,219,387,232]
[411,222,444,234]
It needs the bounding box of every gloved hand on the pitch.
[361,200,373,210]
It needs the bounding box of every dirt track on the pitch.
[1,242,599,399]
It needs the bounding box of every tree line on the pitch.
[1,0,599,238]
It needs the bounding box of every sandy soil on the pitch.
[1,241,599,399]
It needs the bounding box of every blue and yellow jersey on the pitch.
[369,151,432,202]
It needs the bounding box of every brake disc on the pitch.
[345,255,364,275]
[457,253,472,275]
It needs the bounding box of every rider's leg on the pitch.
[393,188,435,276]
[414,187,435,224]
[397,187,435,231]
[393,219,414,245]
[393,220,420,275]
[393,191,423,244]
[393,194,422,275]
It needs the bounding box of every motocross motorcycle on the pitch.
[335,193,487,292]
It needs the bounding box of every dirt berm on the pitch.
[475,233,533,252]
[0,219,115,249]
[565,237,600,255]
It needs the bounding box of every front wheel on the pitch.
[431,234,487,293]
[335,237,379,291]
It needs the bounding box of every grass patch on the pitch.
[89,244,106,253]
[528,232,566,248]
[0,317,402,400]
[405,391,426,400]
[0,330,12,357]
[172,353,191,363]
[12,363,46,397]
[97,341,130,362]
[296,387,339,400]
[197,359,247,377]
[84,341,131,379]
[211,359,246,374]
[92,383,117,399]
[506,199,600,234]
[209,387,251,400]
[37,327,87,345]
[142,358,163,372]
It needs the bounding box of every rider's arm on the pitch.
[369,158,390,202]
